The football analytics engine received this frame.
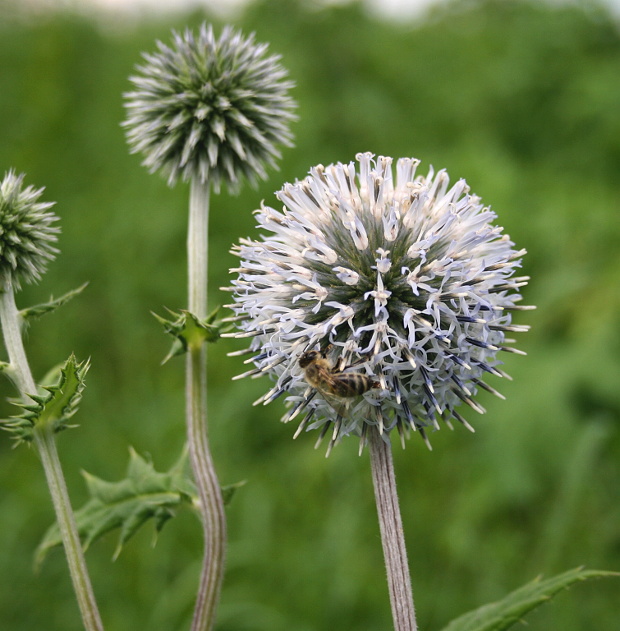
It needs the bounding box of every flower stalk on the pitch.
[368,427,417,631]
[186,179,226,631]
[123,22,296,630]
[228,153,531,626]
[0,279,104,631]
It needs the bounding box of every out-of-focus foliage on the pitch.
[35,447,196,567]
[0,0,618,630]
[439,568,619,631]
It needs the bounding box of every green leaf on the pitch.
[19,282,88,322]
[222,479,246,505]
[36,448,196,567]
[152,305,230,363]
[439,567,619,631]
[1,354,89,444]
[0,360,13,381]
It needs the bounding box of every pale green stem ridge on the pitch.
[0,280,36,394]
[34,428,104,631]
[186,179,227,631]
[0,279,104,631]
[368,426,417,631]
[188,179,209,320]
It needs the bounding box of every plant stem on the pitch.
[368,425,417,631]
[34,428,104,631]
[186,179,226,631]
[0,279,104,631]
[0,280,35,395]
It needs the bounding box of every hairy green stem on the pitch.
[368,426,417,631]
[186,179,226,631]
[0,279,104,631]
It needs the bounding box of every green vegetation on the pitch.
[0,0,618,629]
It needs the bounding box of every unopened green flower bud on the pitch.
[123,23,297,192]
[0,170,59,289]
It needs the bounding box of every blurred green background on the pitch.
[0,0,619,629]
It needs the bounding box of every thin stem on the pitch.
[0,280,35,394]
[0,279,104,631]
[186,179,226,631]
[368,426,417,631]
[188,179,209,320]
[34,428,105,631]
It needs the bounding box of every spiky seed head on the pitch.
[0,170,59,289]
[227,153,533,452]
[123,23,296,192]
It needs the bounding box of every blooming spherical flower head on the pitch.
[227,153,531,452]
[0,170,59,289]
[123,23,296,192]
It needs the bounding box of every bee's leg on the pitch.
[341,355,370,370]
[319,343,333,358]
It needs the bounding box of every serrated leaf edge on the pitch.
[438,567,619,631]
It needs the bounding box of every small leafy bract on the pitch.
[1,353,88,444]
[152,306,228,363]
[19,282,88,322]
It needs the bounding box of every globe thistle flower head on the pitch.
[123,23,296,192]
[227,153,531,453]
[0,170,59,289]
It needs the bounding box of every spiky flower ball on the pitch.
[0,170,59,289]
[123,23,296,192]
[227,153,532,452]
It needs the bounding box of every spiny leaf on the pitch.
[1,354,89,444]
[438,567,619,631]
[222,479,246,505]
[20,283,88,322]
[152,305,230,363]
[36,448,196,567]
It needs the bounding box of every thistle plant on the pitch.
[2,18,615,631]
[0,171,103,631]
[123,23,296,631]
[227,153,532,629]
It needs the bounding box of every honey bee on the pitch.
[299,349,380,400]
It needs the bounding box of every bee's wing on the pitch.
[317,391,354,419]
